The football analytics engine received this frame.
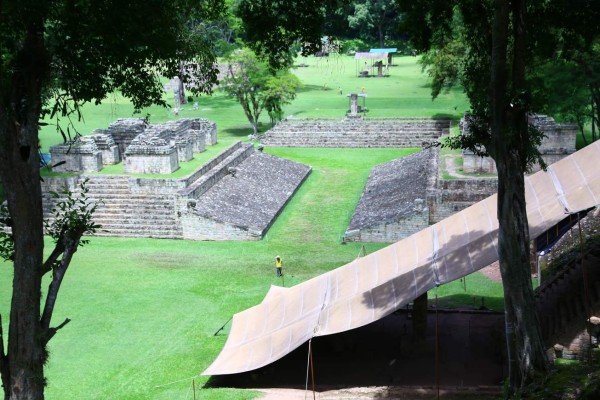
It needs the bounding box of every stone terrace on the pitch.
[344,148,437,242]
[41,142,310,240]
[261,117,451,148]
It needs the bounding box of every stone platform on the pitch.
[261,117,451,148]
[41,142,310,240]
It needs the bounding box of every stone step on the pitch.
[93,230,182,239]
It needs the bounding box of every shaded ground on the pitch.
[207,310,506,399]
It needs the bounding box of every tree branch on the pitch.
[40,232,80,344]
[45,318,72,344]
[41,239,65,276]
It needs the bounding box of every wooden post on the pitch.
[192,378,196,400]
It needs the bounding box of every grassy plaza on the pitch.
[1,55,506,399]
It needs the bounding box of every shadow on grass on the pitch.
[297,84,334,93]
[190,94,238,110]
[432,112,460,120]
[435,293,504,312]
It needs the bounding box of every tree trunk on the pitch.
[177,61,187,105]
[490,0,549,395]
[0,28,50,400]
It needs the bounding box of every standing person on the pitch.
[275,256,283,277]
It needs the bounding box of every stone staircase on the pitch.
[179,142,254,199]
[535,245,600,360]
[42,175,181,239]
[261,117,451,148]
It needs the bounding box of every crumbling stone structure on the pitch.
[88,133,120,165]
[462,114,577,173]
[49,137,103,173]
[41,141,311,241]
[535,244,600,363]
[344,149,437,242]
[49,117,217,174]
[124,135,179,174]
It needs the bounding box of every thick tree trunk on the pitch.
[490,0,549,395]
[0,28,50,400]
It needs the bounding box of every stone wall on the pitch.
[427,179,498,224]
[536,246,600,363]
[462,114,577,173]
[105,118,148,156]
[88,133,120,165]
[123,135,179,174]
[262,117,451,148]
[180,211,262,241]
[182,150,311,240]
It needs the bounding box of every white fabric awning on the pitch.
[203,140,600,376]
[354,52,388,60]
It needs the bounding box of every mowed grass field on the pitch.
[1,55,504,399]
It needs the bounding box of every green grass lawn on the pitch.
[0,55,506,399]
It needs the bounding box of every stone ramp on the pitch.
[261,117,451,148]
[345,148,437,242]
[187,151,311,239]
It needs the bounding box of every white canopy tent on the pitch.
[203,141,600,376]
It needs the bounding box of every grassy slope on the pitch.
[1,55,504,400]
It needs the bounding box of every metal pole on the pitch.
[310,339,316,400]
[435,293,440,400]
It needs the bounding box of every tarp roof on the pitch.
[370,48,397,53]
[203,140,600,376]
[355,52,388,60]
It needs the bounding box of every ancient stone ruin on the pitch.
[461,114,577,173]
[42,140,311,241]
[344,148,438,242]
[49,117,217,174]
[261,117,451,148]
[49,136,103,173]
[346,113,578,243]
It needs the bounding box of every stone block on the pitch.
[50,137,103,172]
[89,133,120,165]
[124,135,179,174]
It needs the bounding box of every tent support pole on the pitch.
[577,218,593,364]
[213,316,233,336]
[435,293,440,400]
[310,339,316,400]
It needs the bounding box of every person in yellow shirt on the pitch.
[275,256,283,277]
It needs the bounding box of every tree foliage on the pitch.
[221,49,300,134]
[236,0,341,68]
[0,1,226,398]
[347,0,401,48]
